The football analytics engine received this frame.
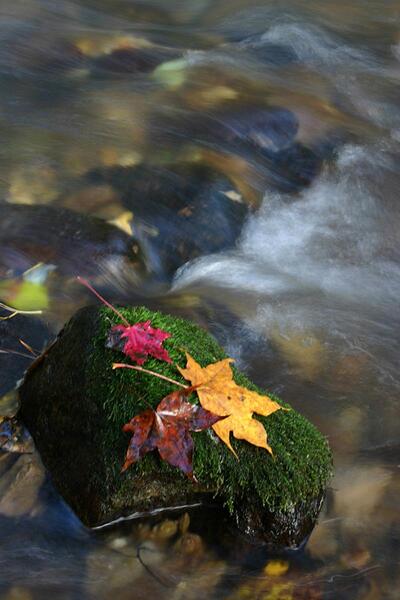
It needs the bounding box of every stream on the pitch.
[0,1,399,599]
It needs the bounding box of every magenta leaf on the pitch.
[107,320,172,365]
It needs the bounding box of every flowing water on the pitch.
[0,1,400,598]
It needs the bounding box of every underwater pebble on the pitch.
[0,452,45,517]
[8,164,60,205]
[150,518,179,541]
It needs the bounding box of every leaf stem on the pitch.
[77,277,130,326]
[112,363,188,388]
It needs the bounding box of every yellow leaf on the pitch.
[108,211,134,236]
[177,353,283,457]
[0,280,49,311]
[263,560,289,577]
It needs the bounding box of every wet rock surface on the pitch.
[86,163,250,278]
[0,202,145,283]
[19,305,332,547]
[149,104,326,195]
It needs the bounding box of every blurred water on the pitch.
[0,1,399,599]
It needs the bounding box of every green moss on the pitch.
[87,306,332,516]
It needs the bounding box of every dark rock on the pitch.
[0,35,83,78]
[215,106,299,151]
[260,142,323,192]
[19,305,332,547]
[0,203,146,284]
[92,46,180,75]
[150,106,299,155]
[249,42,298,67]
[148,105,324,193]
[86,163,249,279]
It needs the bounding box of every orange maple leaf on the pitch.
[177,353,283,457]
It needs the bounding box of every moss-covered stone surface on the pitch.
[19,305,332,547]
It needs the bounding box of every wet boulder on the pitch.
[0,202,146,286]
[149,105,323,193]
[182,106,299,154]
[150,105,299,155]
[19,305,332,547]
[260,142,323,192]
[248,42,299,67]
[86,163,249,279]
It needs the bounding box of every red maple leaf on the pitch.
[77,277,172,365]
[122,388,221,479]
[107,321,172,365]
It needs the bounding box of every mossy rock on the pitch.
[18,305,332,547]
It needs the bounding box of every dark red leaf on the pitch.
[122,389,221,479]
[107,320,172,365]
[122,409,155,471]
[155,416,194,478]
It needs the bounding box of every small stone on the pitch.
[109,536,129,550]
[340,548,371,570]
[0,452,45,517]
[60,184,122,220]
[150,519,179,541]
[271,330,325,381]
[8,164,59,205]
[178,512,190,534]
[0,389,20,419]
[173,533,204,556]
[3,587,33,600]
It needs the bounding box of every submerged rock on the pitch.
[19,305,332,547]
[248,42,299,67]
[149,105,324,194]
[150,105,299,156]
[86,163,249,279]
[92,46,181,75]
[1,34,83,78]
[261,142,323,192]
[0,203,146,284]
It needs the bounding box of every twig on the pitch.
[0,348,35,360]
[24,338,57,378]
[136,545,174,588]
[0,302,43,321]
[112,363,188,388]
[77,277,130,326]
[19,339,39,357]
